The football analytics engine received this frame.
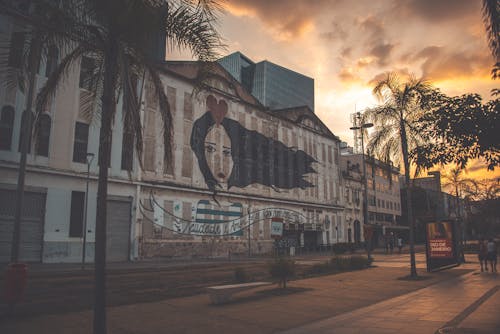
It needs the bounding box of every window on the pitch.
[45,45,59,77]
[121,129,134,171]
[8,32,25,68]
[0,106,15,150]
[79,56,96,91]
[73,122,89,163]
[18,110,31,153]
[35,114,51,156]
[69,191,85,237]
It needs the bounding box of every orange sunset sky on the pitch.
[169,0,499,183]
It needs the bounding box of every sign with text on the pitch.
[425,221,459,271]
[271,218,284,238]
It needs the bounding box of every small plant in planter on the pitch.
[269,256,295,288]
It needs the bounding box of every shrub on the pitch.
[331,255,370,271]
[269,256,295,288]
[350,255,370,269]
[233,267,248,283]
[309,262,332,275]
[331,242,359,254]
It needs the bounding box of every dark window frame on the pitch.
[73,122,89,163]
[0,106,15,151]
[69,191,85,237]
[35,114,51,157]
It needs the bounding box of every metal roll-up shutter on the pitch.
[0,189,46,263]
[106,199,131,262]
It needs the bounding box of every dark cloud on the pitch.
[403,0,479,22]
[369,43,396,66]
[359,15,385,40]
[406,45,491,80]
[227,0,331,37]
[341,47,352,58]
[321,22,348,41]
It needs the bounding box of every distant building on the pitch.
[401,172,467,242]
[340,144,404,245]
[218,52,315,112]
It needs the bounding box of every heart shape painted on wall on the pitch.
[207,95,228,125]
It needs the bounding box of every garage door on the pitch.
[0,189,46,263]
[106,199,131,262]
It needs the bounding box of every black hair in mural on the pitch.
[190,95,317,193]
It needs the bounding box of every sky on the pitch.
[168,0,498,182]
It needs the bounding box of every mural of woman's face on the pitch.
[205,125,233,187]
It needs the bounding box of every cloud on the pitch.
[369,43,396,66]
[410,46,491,80]
[225,0,330,39]
[338,66,362,84]
[320,22,348,41]
[403,0,479,22]
[358,15,385,41]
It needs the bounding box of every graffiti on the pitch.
[139,192,309,237]
[190,95,317,193]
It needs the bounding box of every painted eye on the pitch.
[205,145,215,153]
[223,149,231,157]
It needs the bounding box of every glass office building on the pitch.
[218,52,315,112]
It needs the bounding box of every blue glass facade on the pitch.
[218,52,314,112]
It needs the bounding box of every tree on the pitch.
[413,94,499,171]
[482,0,500,79]
[0,0,79,263]
[462,178,500,237]
[27,1,223,333]
[364,72,435,278]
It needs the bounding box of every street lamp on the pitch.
[350,112,373,259]
[82,152,95,269]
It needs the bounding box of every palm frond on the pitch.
[34,45,90,138]
[145,64,173,168]
[482,0,500,61]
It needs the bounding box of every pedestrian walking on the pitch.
[478,238,488,272]
[397,237,403,254]
[486,239,497,273]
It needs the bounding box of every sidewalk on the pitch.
[1,253,497,334]
[1,264,489,333]
[281,271,499,334]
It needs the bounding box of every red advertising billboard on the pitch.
[427,222,453,258]
[425,221,459,271]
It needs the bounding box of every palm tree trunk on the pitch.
[400,121,417,277]
[11,32,42,262]
[93,37,119,334]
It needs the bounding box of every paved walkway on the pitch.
[1,252,498,334]
[281,271,499,334]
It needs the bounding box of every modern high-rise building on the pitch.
[218,52,315,112]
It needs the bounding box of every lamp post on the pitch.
[350,112,373,260]
[82,152,95,269]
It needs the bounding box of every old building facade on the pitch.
[0,11,345,262]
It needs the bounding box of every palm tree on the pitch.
[482,0,499,78]
[0,0,80,263]
[364,72,435,278]
[32,1,223,333]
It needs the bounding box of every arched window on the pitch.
[45,45,59,77]
[0,106,15,150]
[35,114,51,157]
